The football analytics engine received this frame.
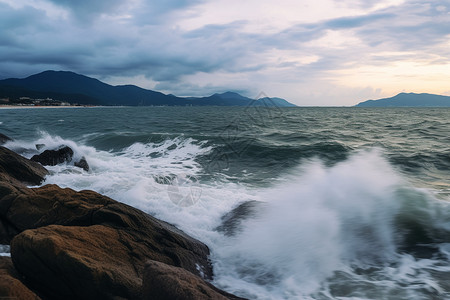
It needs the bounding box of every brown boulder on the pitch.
[0,146,48,243]
[11,222,215,300]
[0,183,105,243]
[2,184,212,279]
[0,184,111,243]
[141,260,246,300]
[0,256,41,300]
[0,182,32,243]
[12,225,142,300]
[5,183,214,299]
[0,146,48,186]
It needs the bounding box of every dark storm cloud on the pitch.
[351,1,450,54]
[46,0,205,23]
[0,3,42,29]
[0,0,448,98]
[0,3,48,48]
[0,1,243,81]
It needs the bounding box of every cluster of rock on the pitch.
[31,145,89,172]
[0,134,89,172]
[0,135,244,299]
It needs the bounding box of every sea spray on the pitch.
[3,131,98,166]
[7,134,450,299]
[211,150,450,299]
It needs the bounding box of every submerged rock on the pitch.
[216,200,264,236]
[31,146,74,166]
[35,144,45,151]
[74,156,89,171]
[0,256,41,300]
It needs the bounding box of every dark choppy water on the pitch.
[1,106,449,299]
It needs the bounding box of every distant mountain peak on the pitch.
[355,92,450,107]
[32,70,84,77]
[215,91,249,100]
[0,70,296,107]
[29,70,105,83]
[220,91,240,96]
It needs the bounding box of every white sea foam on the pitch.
[0,245,10,257]
[210,150,450,299]
[206,150,394,297]
[22,134,450,299]
[5,131,97,164]
[28,133,255,237]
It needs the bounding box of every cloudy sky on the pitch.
[1,0,449,105]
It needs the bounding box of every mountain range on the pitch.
[0,71,296,107]
[355,93,450,107]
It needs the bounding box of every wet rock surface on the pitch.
[0,133,12,145]
[31,146,74,166]
[0,146,48,186]
[74,156,89,171]
[141,260,246,300]
[0,256,41,300]
[0,143,244,299]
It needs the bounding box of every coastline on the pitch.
[0,105,98,109]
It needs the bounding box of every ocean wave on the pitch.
[210,150,450,299]
[196,140,353,185]
[5,130,450,299]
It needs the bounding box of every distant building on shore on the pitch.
[1,96,71,106]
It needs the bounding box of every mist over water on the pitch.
[1,107,449,299]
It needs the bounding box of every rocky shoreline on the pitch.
[0,136,245,299]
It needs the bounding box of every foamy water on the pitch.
[211,151,450,299]
[0,245,10,257]
[3,132,449,299]
[1,106,449,299]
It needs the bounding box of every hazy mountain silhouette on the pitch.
[0,71,296,107]
[355,93,450,107]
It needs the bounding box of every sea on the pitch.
[1,106,449,300]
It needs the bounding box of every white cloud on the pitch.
[0,0,449,105]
